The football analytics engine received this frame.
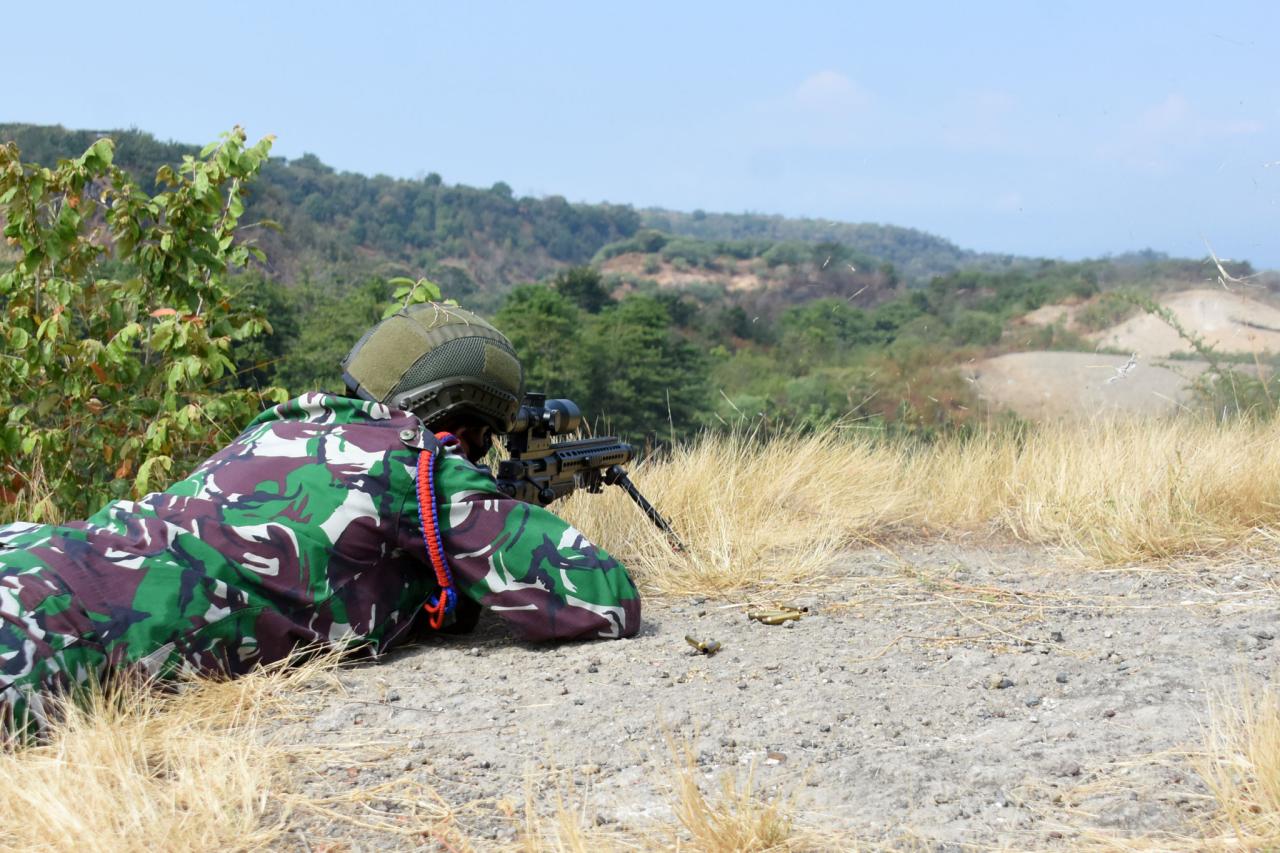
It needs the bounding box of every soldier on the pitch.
[0,303,641,739]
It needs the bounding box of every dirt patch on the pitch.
[966,351,1209,419]
[272,543,1278,848]
[1021,303,1085,329]
[1045,288,1280,356]
[600,252,765,292]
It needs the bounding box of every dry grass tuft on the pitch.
[668,761,800,852]
[0,656,333,852]
[513,747,840,853]
[1194,677,1280,849]
[0,456,64,526]
[515,773,639,853]
[559,428,909,596]
[562,418,1280,594]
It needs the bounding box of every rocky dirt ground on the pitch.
[272,542,1279,850]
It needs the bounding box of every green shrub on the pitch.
[0,129,285,515]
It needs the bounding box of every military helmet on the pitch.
[342,302,524,432]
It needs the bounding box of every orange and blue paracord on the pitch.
[416,431,458,629]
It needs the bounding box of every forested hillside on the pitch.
[0,123,641,294]
[1,124,1002,296]
[2,123,1268,447]
[639,209,1017,283]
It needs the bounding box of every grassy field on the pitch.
[5,417,1280,849]
[562,417,1280,596]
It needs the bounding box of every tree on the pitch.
[577,296,709,438]
[0,128,285,515]
[493,285,585,399]
[552,265,611,314]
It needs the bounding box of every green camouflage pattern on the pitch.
[0,393,640,738]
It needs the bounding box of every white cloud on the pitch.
[792,70,870,114]
[1099,93,1266,170]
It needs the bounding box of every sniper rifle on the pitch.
[493,393,684,551]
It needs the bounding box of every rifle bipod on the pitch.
[603,464,685,552]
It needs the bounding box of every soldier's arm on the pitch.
[432,454,641,641]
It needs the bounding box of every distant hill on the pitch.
[9,123,1254,309]
[1,123,1038,301]
[0,123,640,296]
[639,209,1018,283]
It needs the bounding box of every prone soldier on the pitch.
[0,303,642,739]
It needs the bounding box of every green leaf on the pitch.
[134,455,174,496]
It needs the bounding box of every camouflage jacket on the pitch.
[0,393,640,734]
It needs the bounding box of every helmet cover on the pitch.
[342,302,524,432]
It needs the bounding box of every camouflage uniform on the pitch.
[0,393,640,737]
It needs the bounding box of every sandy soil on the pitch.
[272,542,1279,850]
[599,253,764,292]
[966,351,1210,420]
[1089,288,1280,356]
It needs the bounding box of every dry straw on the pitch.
[1194,676,1280,849]
[0,659,323,852]
[560,418,1280,595]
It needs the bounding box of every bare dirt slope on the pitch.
[975,288,1280,419]
[966,352,1208,420]
[599,254,765,292]
[1090,288,1280,356]
[276,543,1278,849]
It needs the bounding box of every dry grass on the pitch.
[0,658,324,852]
[561,418,1280,594]
[1194,677,1280,849]
[667,761,802,851]
[0,655,478,852]
[514,747,841,853]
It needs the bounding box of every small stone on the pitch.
[1025,696,1042,708]
[1253,630,1276,641]
[987,675,1015,690]
[469,647,482,657]
[1103,630,1113,639]
[587,664,599,673]
[1103,708,1116,719]
[559,685,569,695]
[1055,672,1069,684]
[573,698,585,706]
[578,763,601,775]
[783,619,796,629]
[737,682,748,690]
[1049,630,1065,643]
[386,690,401,703]
[819,723,832,733]
[409,739,425,750]
[398,758,413,773]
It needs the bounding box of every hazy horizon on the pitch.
[7,1,1277,269]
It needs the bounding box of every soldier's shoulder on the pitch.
[249,392,402,428]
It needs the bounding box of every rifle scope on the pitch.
[508,393,581,436]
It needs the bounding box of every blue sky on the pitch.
[8,2,1278,267]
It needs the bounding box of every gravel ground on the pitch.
[273,542,1280,850]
